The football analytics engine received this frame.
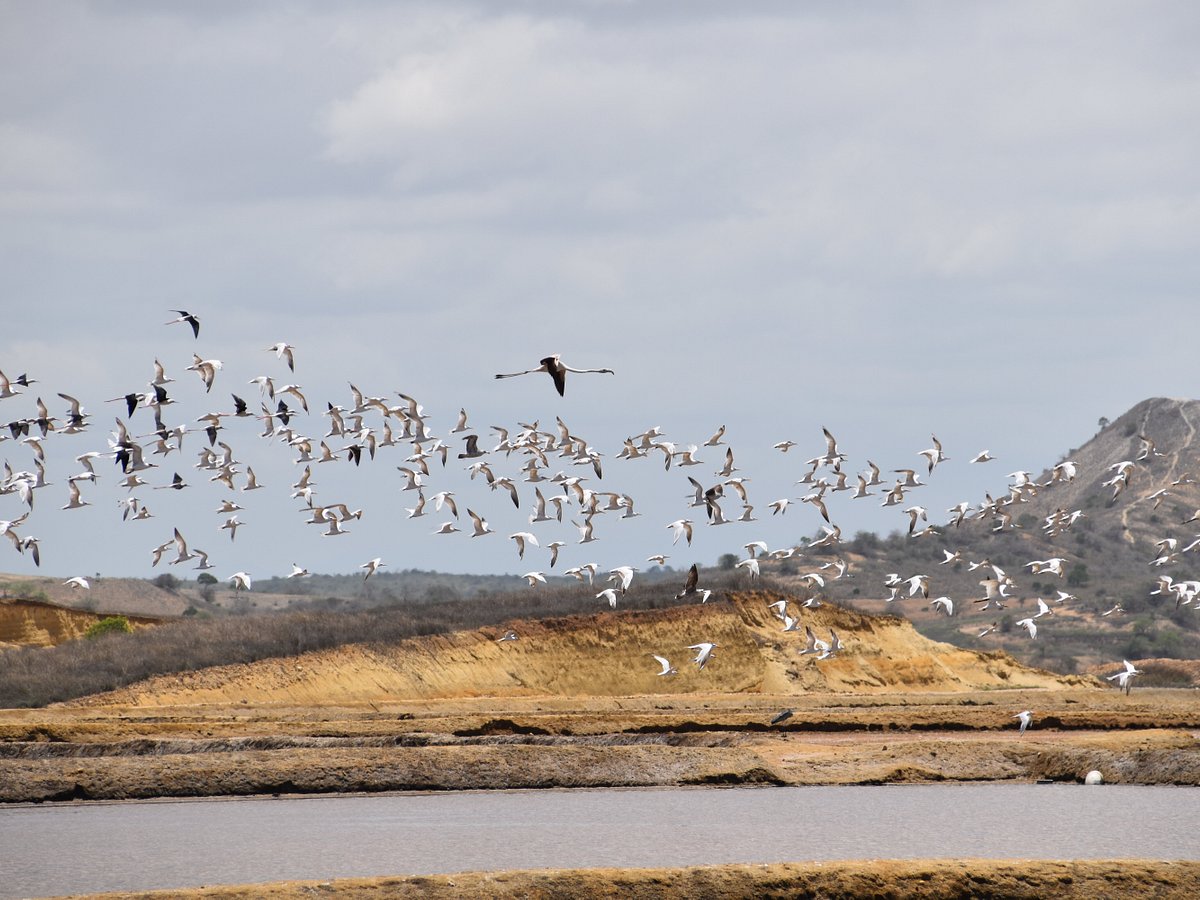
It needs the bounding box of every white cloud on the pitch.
[1,2,1199,578]
[316,2,1200,299]
[0,123,99,191]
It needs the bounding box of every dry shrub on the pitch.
[0,573,753,708]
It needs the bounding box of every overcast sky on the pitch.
[1,2,1198,584]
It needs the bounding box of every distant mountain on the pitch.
[1015,396,1200,549]
[797,397,1200,671]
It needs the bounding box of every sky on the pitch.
[1,1,1199,584]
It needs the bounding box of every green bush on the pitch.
[84,616,132,640]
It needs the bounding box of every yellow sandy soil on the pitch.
[0,598,159,649]
[67,860,1200,899]
[73,592,1091,708]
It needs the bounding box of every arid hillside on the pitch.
[788,397,1200,671]
[1023,397,1200,547]
[834,396,1200,576]
[79,592,1090,707]
[0,572,188,618]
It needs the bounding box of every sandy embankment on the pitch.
[3,699,1197,803]
[2,593,1198,802]
[0,598,160,649]
[71,595,1093,707]
[71,860,1200,900]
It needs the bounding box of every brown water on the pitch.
[2,784,1198,897]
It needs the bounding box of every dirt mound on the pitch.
[0,572,188,618]
[77,592,1092,707]
[0,598,161,649]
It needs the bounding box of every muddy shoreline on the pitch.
[7,692,1200,899]
[62,860,1200,899]
[3,690,1198,804]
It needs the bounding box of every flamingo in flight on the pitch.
[495,354,614,397]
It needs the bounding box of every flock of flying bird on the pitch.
[0,314,1179,715]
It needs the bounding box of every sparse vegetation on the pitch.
[0,580,49,602]
[152,573,180,593]
[849,531,881,553]
[0,574,752,708]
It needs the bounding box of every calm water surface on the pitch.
[2,784,1198,898]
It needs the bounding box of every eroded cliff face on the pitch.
[77,591,1092,708]
[0,599,158,649]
